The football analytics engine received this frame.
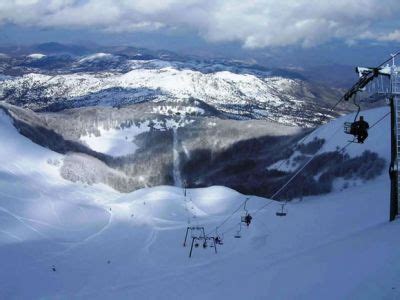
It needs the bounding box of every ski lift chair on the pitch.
[344,122,355,135]
[234,223,242,238]
[215,236,223,245]
[344,121,370,144]
[240,198,252,226]
[344,121,361,142]
[202,240,208,248]
[343,94,368,144]
[276,204,288,217]
[203,237,218,253]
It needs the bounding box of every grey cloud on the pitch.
[0,0,399,47]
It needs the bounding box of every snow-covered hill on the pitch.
[0,104,396,299]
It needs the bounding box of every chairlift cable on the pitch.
[369,111,390,129]
[201,52,395,241]
[205,105,389,239]
[377,50,400,68]
[253,110,390,216]
[205,199,247,236]
[208,108,354,233]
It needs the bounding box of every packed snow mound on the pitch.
[0,106,398,299]
[78,53,114,63]
[27,53,46,60]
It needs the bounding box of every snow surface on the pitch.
[78,53,114,63]
[27,53,46,60]
[0,106,397,299]
[79,117,195,157]
[0,75,11,82]
[80,122,150,157]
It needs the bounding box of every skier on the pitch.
[353,116,369,143]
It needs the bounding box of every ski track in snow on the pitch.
[48,207,114,260]
[82,209,113,243]
[0,206,49,239]
[142,229,158,254]
[0,230,23,242]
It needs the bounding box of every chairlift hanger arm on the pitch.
[344,68,379,101]
[343,51,400,102]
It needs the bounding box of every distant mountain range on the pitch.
[0,47,350,127]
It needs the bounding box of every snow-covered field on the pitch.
[0,106,397,299]
[80,122,150,157]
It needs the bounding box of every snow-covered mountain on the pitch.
[0,53,345,127]
[0,104,395,299]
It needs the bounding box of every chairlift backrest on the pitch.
[344,122,353,135]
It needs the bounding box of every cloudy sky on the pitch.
[0,0,400,64]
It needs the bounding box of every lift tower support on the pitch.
[350,55,400,221]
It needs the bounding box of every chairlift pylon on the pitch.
[183,226,206,247]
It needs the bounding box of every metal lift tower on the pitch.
[351,55,400,221]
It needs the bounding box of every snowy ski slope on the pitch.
[0,106,397,299]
